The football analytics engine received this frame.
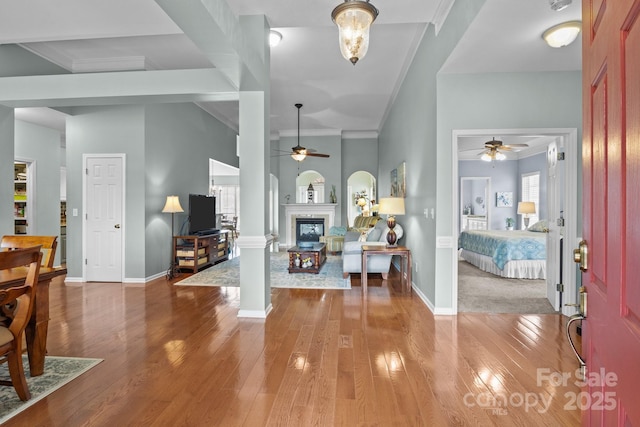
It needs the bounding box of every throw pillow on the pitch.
[366,227,382,242]
[528,220,549,232]
[329,225,347,236]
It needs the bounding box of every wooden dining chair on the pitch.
[1,235,58,268]
[0,246,42,401]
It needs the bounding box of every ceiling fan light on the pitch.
[481,153,492,162]
[543,21,581,48]
[331,0,378,65]
[495,151,506,161]
[291,151,306,162]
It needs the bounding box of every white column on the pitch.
[236,15,272,318]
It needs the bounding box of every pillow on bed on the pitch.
[528,220,549,232]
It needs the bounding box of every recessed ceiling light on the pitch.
[542,21,582,48]
[269,30,282,47]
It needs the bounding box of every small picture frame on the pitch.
[496,191,513,207]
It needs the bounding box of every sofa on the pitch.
[342,219,404,278]
[320,214,382,254]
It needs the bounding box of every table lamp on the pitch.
[162,195,184,279]
[378,197,405,246]
[517,201,536,229]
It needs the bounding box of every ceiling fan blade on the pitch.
[499,146,513,151]
[306,152,330,158]
[503,143,529,148]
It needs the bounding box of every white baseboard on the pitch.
[238,303,273,319]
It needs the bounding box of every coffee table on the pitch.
[288,242,327,274]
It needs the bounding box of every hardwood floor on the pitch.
[10,270,581,426]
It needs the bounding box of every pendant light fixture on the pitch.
[291,104,307,162]
[331,0,379,65]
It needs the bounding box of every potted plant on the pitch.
[505,217,515,230]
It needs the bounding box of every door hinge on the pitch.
[557,152,565,160]
[556,283,564,292]
[86,168,89,175]
[557,218,565,226]
[85,258,87,265]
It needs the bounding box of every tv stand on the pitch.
[194,228,219,236]
[173,231,229,273]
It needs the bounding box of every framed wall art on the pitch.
[496,191,513,207]
[390,161,406,197]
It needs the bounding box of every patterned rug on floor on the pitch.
[175,252,350,289]
[0,356,103,425]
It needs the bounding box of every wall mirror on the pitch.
[460,177,490,231]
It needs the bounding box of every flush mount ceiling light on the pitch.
[543,21,582,48]
[331,0,379,65]
[269,30,282,47]
[549,0,572,11]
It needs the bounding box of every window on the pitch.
[212,185,240,229]
[521,172,540,228]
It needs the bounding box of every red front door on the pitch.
[582,0,640,424]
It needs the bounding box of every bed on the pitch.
[458,228,547,279]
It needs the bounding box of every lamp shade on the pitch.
[517,201,536,215]
[378,197,405,215]
[331,0,378,65]
[162,196,184,213]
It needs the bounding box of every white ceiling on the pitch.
[4,0,582,142]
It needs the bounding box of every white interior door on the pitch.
[545,141,561,310]
[84,155,124,282]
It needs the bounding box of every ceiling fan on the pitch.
[478,137,528,161]
[273,103,330,162]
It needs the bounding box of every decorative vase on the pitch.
[294,256,300,267]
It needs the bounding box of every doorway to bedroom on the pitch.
[453,128,578,315]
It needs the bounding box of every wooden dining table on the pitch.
[0,265,67,376]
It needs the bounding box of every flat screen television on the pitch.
[188,194,217,235]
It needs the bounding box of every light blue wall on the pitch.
[459,152,548,230]
[144,103,238,277]
[0,107,15,235]
[276,134,342,232]
[378,0,485,306]
[14,120,63,264]
[66,105,146,279]
[65,103,238,280]
[436,71,582,310]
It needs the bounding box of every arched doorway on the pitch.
[296,170,325,203]
[347,171,376,227]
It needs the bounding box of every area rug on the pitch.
[0,355,103,424]
[458,260,556,314]
[175,252,350,289]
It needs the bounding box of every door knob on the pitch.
[114,224,121,229]
[573,239,588,271]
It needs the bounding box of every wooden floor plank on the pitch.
[5,271,582,426]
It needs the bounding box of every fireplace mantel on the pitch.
[283,203,337,247]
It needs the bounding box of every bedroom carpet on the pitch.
[458,260,556,314]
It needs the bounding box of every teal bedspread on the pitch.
[458,230,546,270]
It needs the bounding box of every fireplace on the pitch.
[296,218,324,245]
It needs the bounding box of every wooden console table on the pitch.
[361,245,412,295]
